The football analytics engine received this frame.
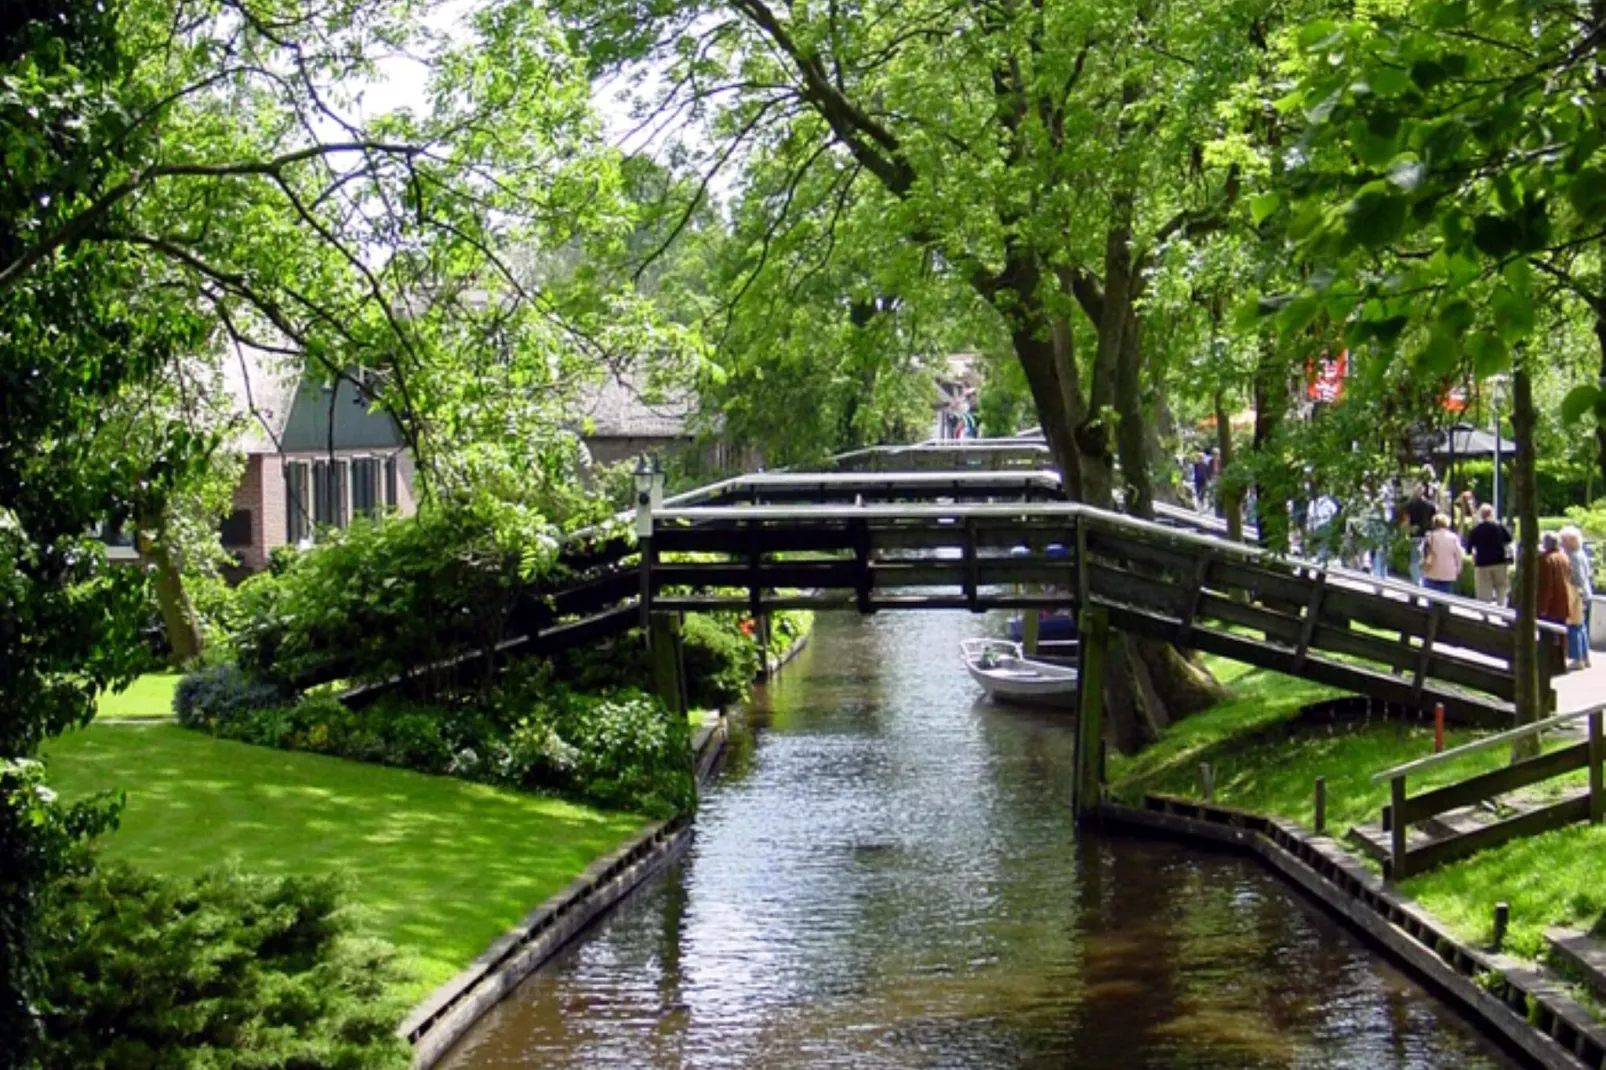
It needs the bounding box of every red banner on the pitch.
[1305,350,1348,403]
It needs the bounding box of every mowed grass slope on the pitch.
[1112,657,1606,958]
[95,672,180,719]
[46,725,645,999]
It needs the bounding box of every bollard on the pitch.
[1434,702,1445,754]
[1199,762,1215,803]
[1314,776,1327,834]
[1493,902,1510,951]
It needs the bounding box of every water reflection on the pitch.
[440,612,1515,1069]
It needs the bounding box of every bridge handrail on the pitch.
[652,499,1560,633]
[1370,700,1606,784]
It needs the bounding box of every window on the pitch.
[352,458,380,519]
[384,455,398,509]
[311,461,331,526]
[285,462,310,544]
[219,509,253,548]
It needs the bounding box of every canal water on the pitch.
[440,611,1516,1069]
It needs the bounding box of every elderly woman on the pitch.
[1421,513,1464,595]
[1537,532,1575,672]
[1561,526,1594,669]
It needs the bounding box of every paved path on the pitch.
[1555,659,1606,714]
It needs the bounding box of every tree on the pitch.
[1,0,669,1058]
[554,0,1375,745]
[1267,0,1606,732]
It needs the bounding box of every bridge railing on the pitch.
[645,500,1550,725]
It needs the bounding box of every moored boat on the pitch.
[959,638,1079,708]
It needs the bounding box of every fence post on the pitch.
[1072,606,1109,821]
[1590,711,1603,826]
[1198,762,1214,803]
[1389,774,1408,880]
[1434,702,1445,754]
[1314,777,1327,834]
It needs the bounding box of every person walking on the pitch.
[1421,514,1464,595]
[1404,484,1437,585]
[1537,532,1575,673]
[1561,526,1594,669]
[1465,504,1513,606]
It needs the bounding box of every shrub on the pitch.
[766,610,813,662]
[681,614,760,708]
[173,664,286,730]
[37,864,410,1070]
[234,497,559,694]
[192,684,693,817]
[1458,457,1592,515]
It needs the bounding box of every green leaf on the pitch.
[1367,66,1411,96]
[1415,331,1458,375]
[1298,19,1342,50]
[1490,286,1533,344]
[1562,384,1603,425]
[1472,213,1521,257]
[1468,331,1510,377]
[1277,294,1323,337]
[1410,59,1448,90]
[1566,166,1606,221]
[1436,298,1475,333]
[1345,185,1409,248]
[1250,191,1283,225]
[1387,155,1426,191]
[1428,0,1470,27]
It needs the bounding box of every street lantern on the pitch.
[633,454,662,539]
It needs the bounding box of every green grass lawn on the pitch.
[1115,657,1606,963]
[45,725,646,1000]
[95,672,180,719]
[1403,823,1606,959]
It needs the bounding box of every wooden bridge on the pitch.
[343,445,1556,742]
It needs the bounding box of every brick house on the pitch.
[223,352,417,574]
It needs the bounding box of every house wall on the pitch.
[228,448,415,577]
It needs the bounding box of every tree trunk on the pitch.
[1510,362,1542,760]
[1252,332,1291,553]
[136,519,203,667]
[1216,387,1244,544]
[1594,304,1606,493]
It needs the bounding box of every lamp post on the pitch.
[634,454,664,629]
[1488,374,1509,523]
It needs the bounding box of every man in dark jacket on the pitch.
[1465,504,1513,605]
[1404,485,1437,584]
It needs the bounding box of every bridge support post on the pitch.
[1072,606,1109,821]
[1022,607,1040,657]
[648,612,687,719]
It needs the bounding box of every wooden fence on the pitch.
[1355,703,1606,879]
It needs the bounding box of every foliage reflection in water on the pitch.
[439,612,1515,1069]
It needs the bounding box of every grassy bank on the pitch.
[1112,661,1606,962]
[95,672,179,719]
[45,724,645,1000]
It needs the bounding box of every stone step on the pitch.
[1547,927,1606,1004]
[1345,821,1438,868]
[1420,803,1502,841]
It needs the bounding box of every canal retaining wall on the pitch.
[1100,796,1606,1070]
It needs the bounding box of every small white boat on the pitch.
[960,638,1080,707]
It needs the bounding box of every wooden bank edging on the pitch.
[401,713,731,1069]
[760,628,811,679]
[1099,797,1606,1070]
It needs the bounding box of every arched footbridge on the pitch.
[339,444,1559,731]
